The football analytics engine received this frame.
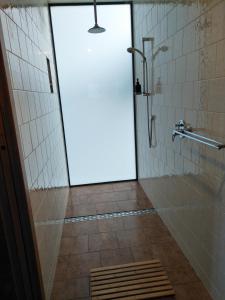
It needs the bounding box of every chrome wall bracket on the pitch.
[172,120,192,141]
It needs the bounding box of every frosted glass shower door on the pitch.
[51,4,136,185]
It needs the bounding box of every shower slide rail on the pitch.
[172,120,225,150]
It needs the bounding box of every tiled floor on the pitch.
[65,182,152,218]
[51,181,212,300]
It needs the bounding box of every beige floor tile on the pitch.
[88,232,119,251]
[62,221,99,237]
[59,236,88,255]
[100,248,134,266]
[97,218,124,233]
[52,181,211,300]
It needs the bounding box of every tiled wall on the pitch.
[133,0,225,299]
[0,2,69,299]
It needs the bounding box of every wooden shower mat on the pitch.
[90,259,175,299]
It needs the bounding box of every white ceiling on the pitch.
[48,0,157,3]
[48,0,170,4]
[48,0,133,3]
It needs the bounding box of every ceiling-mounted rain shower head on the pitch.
[88,24,105,34]
[88,0,106,34]
[127,47,146,61]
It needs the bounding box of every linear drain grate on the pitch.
[64,208,156,223]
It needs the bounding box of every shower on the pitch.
[127,45,168,94]
[153,45,168,60]
[127,47,150,96]
[127,47,146,61]
[127,45,152,147]
[127,41,168,148]
[88,0,106,33]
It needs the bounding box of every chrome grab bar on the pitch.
[172,120,225,150]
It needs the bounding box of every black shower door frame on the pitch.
[49,2,138,187]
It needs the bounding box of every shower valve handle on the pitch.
[175,120,192,132]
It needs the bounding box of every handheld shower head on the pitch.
[153,45,168,59]
[160,46,168,52]
[127,47,135,53]
[127,47,146,61]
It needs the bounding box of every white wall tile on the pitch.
[175,55,186,83]
[167,7,177,38]
[21,123,32,157]
[134,1,225,299]
[0,4,69,299]
[0,11,11,51]
[7,18,20,56]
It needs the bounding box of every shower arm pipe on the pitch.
[93,0,98,25]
